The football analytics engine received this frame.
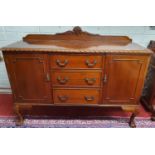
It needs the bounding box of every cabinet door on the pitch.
[4,53,52,104]
[103,55,150,105]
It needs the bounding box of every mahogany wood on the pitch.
[53,88,100,105]
[51,70,102,87]
[104,54,150,105]
[23,26,132,47]
[2,27,152,127]
[4,53,52,104]
[50,55,103,69]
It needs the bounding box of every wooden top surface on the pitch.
[1,26,152,55]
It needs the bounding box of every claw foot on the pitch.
[15,118,24,126]
[129,120,136,128]
[129,112,137,128]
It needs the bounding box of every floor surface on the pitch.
[0,94,151,118]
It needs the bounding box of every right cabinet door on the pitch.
[103,54,150,105]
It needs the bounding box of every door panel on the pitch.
[104,55,149,105]
[4,54,52,104]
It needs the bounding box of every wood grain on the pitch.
[53,88,100,105]
[3,53,52,104]
[23,26,132,47]
[50,55,103,69]
[103,54,150,105]
[51,70,102,87]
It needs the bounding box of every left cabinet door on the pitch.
[4,53,52,104]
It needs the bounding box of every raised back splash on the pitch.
[23,26,132,48]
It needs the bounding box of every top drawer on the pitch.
[50,55,103,69]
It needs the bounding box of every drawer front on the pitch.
[51,70,102,87]
[53,89,100,104]
[50,55,102,69]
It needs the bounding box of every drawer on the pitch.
[50,55,103,69]
[53,89,100,104]
[51,70,102,87]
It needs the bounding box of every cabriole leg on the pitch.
[129,112,137,128]
[14,104,24,126]
[122,106,139,128]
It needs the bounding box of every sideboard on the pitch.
[1,27,152,127]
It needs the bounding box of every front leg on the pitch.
[14,104,24,126]
[122,106,139,128]
[129,112,137,128]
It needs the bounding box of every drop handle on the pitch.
[103,74,107,83]
[84,96,94,101]
[56,59,68,67]
[46,73,50,82]
[58,95,68,102]
[85,60,97,67]
[84,78,96,85]
[57,77,68,84]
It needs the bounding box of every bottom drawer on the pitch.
[53,89,100,105]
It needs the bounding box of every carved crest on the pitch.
[60,26,83,35]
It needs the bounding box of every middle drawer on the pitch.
[51,70,102,87]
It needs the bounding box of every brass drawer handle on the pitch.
[103,74,107,83]
[58,95,68,102]
[85,60,97,67]
[56,59,68,67]
[57,77,68,85]
[84,96,94,101]
[84,78,96,85]
[46,73,50,82]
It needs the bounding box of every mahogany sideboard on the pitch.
[1,27,152,127]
